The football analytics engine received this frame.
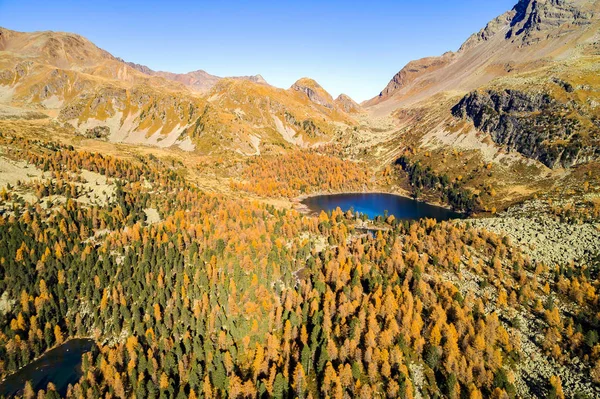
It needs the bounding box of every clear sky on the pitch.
[0,0,516,102]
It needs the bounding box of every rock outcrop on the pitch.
[452,89,600,168]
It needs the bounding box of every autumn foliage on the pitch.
[232,152,371,197]
[0,135,598,398]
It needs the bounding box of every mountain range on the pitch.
[1,0,599,207]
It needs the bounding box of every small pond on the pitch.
[0,339,96,397]
[302,193,462,221]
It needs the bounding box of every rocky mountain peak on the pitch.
[290,78,334,109]
[505,0,595,44]
[291,78,323,91]
[335,94,361,113]
[460,0,596,51]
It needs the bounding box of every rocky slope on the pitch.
[363,52,455,107]
[470,199,600,267]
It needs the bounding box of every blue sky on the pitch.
[0,0,516,102]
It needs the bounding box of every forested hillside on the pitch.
[0,133,599,398]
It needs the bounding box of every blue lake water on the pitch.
[0,339,95,398]
[302,193,462,221]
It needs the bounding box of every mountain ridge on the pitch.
[117,58,270,93]
[0,26,354,155]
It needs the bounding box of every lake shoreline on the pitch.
[0,335,95,383]
[295,191,463,221]
[293,189,458,216]
[0,338,95,397]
